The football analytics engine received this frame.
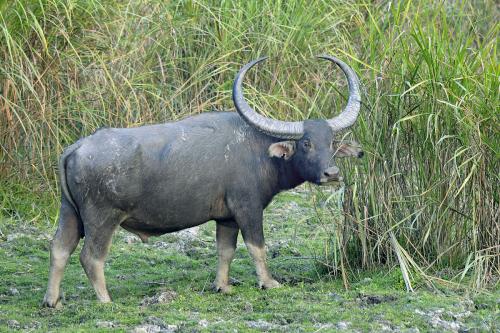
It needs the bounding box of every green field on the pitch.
[1,188,499,332]
[0,0,498,331]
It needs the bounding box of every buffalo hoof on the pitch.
[213,283,233,294]
[259,279,281,289]
[42,294,63,309]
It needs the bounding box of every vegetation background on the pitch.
[0,0,498,331]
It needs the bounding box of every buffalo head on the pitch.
[233,56,363,185]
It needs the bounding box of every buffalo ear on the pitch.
[334,140,364,158]
[268,141,296,160]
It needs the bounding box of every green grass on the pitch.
[1,189,498,332]
[0,0,498,315]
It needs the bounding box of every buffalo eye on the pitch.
[303,139,312,150]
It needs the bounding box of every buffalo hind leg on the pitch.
[43,200,82,308]
[79,210,121,303]
[233,207,281,289]
[214,220,239,293]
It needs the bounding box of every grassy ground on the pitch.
[0,187,498,332]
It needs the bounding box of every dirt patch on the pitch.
[357,293,397,306]
[140,291,177,307]
[268,239,301,259]
[131,324,177,333]
[246,319,276,330]
[150,226,208,256]
[7,320,20,330]
[96,321,117,328]
[131,316,178,333]
[414,308,472,332]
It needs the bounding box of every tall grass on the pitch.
[0,0,498,288]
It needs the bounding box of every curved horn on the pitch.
[317,55,361,132]
[233,57,304,139]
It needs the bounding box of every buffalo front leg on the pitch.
[233,208,281,289]
[43,200,82,308]
[79,210,121,303]
[214,220,239,293]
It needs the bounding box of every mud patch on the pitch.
[7,320,20,330]
[357,293,397,306]
[246,319,277,331]
[96,320,117,328]
[268,239,301,259]
[131,324,177,333]
[140,291,177,306]
[151,226,208,256]
[130,316,178,332]
[414,308,469,332]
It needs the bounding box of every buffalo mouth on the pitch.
[318,175,343,185]
[317,166,342,185]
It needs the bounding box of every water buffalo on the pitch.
[43,56,363,307]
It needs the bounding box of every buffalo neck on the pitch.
[273,157,304,191]
[248,128,306,206]
[259,136,305,196]
[255,155,305,209]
